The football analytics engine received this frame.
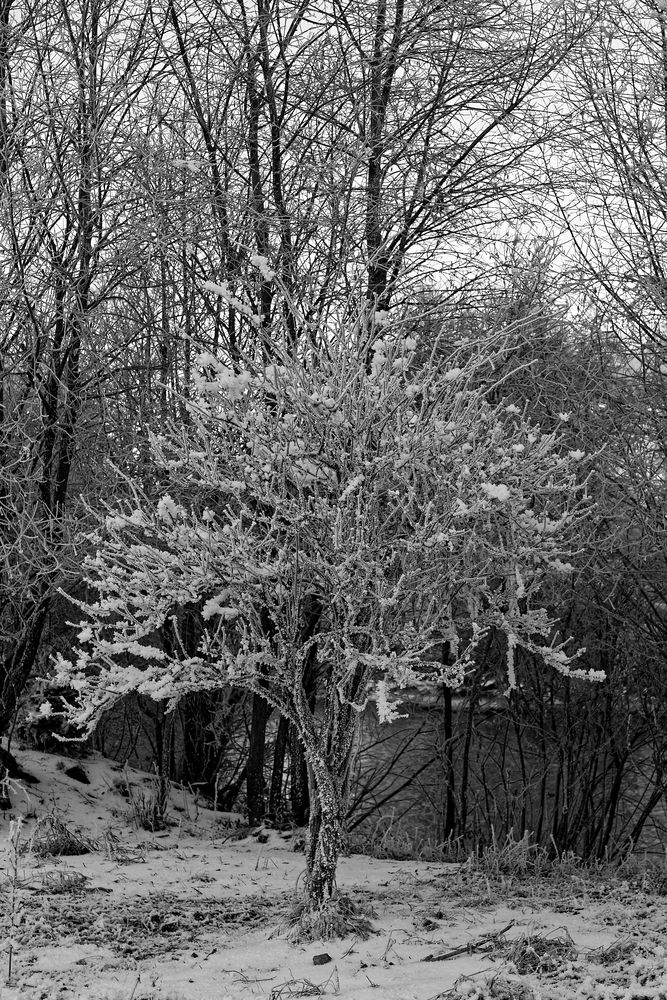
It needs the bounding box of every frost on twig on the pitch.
[52,321,600,903]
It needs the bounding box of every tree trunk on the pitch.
[442,682,456,840]
[289,628,318,826]
[0,599,50,739]
[0,746,16,809]
[180,692,212,785]
[179,688,243,795]
[302,661,362,906]
[289,723,310,825]
[459,651,487,841]
[304,709,359,905]
[306,760,344,906]
[247,692,271,825]
[268,712,289,821]
[440,642,457,841]
[217,763,247,812]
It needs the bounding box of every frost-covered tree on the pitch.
[53,301,602,907]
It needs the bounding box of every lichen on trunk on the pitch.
[303,725,357,905]
[293,745,374,941]
[306,780,343,905]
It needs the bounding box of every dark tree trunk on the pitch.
[142,700,173,830]
[0,746,17,809]
[0,599,50,740]
[290,723,310,825]
[598,752,627,858]
[268,712,289,821]
[459,645,489,841]
[440,641,457,840]
[290,606,319,826]
[218,763,247,812]
[0,746,18,775]
[180,692,213,785]
[247,692,271,825]
[442,682,456,840]
[179,688,244,796]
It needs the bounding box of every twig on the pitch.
[422,921,515,962]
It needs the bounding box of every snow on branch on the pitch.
[53,322,601,738]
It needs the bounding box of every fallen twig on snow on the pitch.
[422,921,515,962]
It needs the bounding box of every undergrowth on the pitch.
[452,971,536,999]
[494,929,577,974]
[466,830,667,896]
[287,891,374,942]
[1,815,24,985]
[124,768,171,832]
[28,814,96,857]
[349,812,467,862]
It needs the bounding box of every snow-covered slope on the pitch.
[1,746,666,1000]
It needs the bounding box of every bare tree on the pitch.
[146,0,600,355]
[550,0,667,738]
[0,0,164,748]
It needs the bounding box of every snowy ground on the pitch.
[1,748,666,1000]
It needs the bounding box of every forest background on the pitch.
[0,0,666,894]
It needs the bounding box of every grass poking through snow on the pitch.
[493,929,577,975]
[287,891,374,942]
[28,814,96,858]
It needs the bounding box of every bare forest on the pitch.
[1,1,666,988]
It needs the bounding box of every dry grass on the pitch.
[467,831,573,879]
[269,963,339,999]
[620,857,667,897]
[2,888,282,959]
[100,829,146,864]
[467,831,667,894]
[446,972,536,999]
[124,771,171,832]
[494,929,577,975]
[38,869,89,894]
[268,979,326,998]
[349,813,467,862]
[586,937,636,966]
[287,892,374,942]
[477,973,536,999]
[28,815,96,858]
